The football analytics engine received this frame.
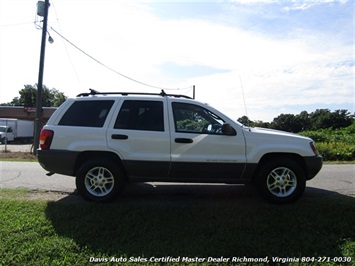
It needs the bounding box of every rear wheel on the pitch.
[76,159,125,202]
[258,159,306,203]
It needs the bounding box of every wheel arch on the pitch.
[253,153,307,203]
[74,151,127,179]
[252,152,306,182]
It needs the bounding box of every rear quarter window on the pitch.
[59,100,114,127]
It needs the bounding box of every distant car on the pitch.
[37,89,322,203]
[0,126,14,143]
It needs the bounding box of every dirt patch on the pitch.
[24,190,71,201]
[0,151,36,160]
[0,189,87,203]
[24,190,86,203]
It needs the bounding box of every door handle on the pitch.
[175,138,193,143]
[112,134,128,140]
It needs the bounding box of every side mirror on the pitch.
[222,123,237,136]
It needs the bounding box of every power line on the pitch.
[50,27,192,91]
[50,0,81,83]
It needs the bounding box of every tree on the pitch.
[328,109,354,129]
[2,84,67,107]
[270,113,304,133]
[309,109,332,130]
[295,111,311,131]
[237,115,252,126]
[252,120,271,128]
[51,88,67,107]
[237,116,271,128]
[308,109,354,130]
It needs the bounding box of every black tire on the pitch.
[76,159,125,202]
[257,159,306,203]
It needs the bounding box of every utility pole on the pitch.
[33,0,50,155]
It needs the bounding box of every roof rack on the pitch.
[77,89,192,99]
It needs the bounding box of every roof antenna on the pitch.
[239,75,250,127]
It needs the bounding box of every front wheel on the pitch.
[76,159,125,202]
[257,159,306,203]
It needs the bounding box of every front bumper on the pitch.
[304,155,323,180]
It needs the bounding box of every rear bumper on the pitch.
[37,149,80,176]
[304,155,323,180]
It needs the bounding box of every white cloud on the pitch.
[283,0,349,11]
[230,0,349,10]
[0,1,352,122]
[229,0,278,4]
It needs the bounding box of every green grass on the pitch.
[0,188,354,265]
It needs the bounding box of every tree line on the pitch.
[0,84,67,108]
[238,109,354,133]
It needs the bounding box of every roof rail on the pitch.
[76,89,192,99]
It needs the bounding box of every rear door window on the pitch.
[59,100,114,127]
[114,100,164,131]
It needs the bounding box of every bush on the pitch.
[300,124,355,161]
[316,142,355,161]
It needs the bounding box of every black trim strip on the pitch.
[112,134,128,140]
[175,138,193,143]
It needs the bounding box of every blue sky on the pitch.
[0,0,353,122]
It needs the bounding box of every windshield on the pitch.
[0,127,12,133]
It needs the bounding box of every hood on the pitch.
[246,127,311,141]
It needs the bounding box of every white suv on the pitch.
[37,90,322,203]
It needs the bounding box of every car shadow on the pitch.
[45,183,355,259]
[53,182,263,203]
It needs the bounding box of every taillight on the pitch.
[40,129,54,150]
[310,142,319,156]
